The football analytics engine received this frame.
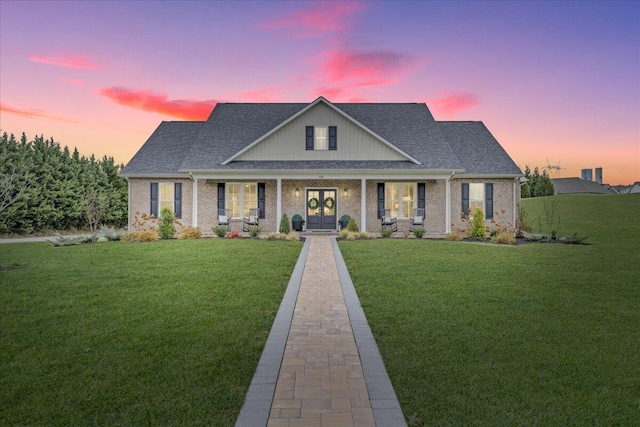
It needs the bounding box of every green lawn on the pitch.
[0,239,301,426]
[339,194,640,426]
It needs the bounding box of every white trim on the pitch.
[361,179,367,232]
[221,97,422,165]
[276,178,282,232]
[190,170,458,181]
[192,177,198,227]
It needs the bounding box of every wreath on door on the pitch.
[308,197,319,210]
[324,197,335,209]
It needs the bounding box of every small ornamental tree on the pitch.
[470,207,486,240]
[346,218,359,232]
[158,207,176,239]
[279,213,290,234]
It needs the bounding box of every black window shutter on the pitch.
[217,183,225,211]
[305,126,314,150]
[485,183,494,219]
[174,183,182,219]
[329,126,337,150]
[461,183,469,216]
[150,182,158,218]
[377,183,385,219]
[417,183,425,209]
[257,183,265,219]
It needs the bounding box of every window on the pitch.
[385,183,416,218]
[315,126,328,150]
[159,183,174,212]
[227,182,257,218]
[461,183,493,219]
[306,126,337,150]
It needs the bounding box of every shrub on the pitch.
[225,229,241,239]
[48,233,86,247]
[258,232,301,241]
[131,211,157,231]
[212,225,229,237]
[446,232,463,241]
[248,225,262,238]
[470,208,486,240]
[491,231,515,245]
[97,224,125,241]
[158,207,176,239]
[177,226,202,240]
[279,213,290,234]
[287,231,300,241]
[346,218,359,232]
[339,229,350,239]
[380,228,394,238]
[412,227,425,239]
[122,229,159,242]
[559,232,589,244]
[339,230,375,240]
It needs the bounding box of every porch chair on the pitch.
[243,208,260,232]
[217,209,230,226]
[409,208,425,232]
[380,209,398,232]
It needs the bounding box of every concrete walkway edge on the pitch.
[331,238,407,427]
[235,238,311,427]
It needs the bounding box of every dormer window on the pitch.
[306,126,337,151]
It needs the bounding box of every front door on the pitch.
[306,189,337,230]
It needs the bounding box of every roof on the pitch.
[120,98,522,177]
[551,177,615,194]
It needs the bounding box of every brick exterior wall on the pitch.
[129,177,520,236]
[129,178,193,228]
[449,178,520,232]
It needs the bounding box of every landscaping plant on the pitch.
[279,213,290,234]
[470,207,486,240]
[346,217,359,232]
[158,207,176,239]
[212,225,229,238]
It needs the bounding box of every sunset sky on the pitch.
[1,0,638,185]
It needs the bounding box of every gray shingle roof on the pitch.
[551,178,614,194]
[120,100,522,177]
[437,121,522,175]
[120,121,204,176]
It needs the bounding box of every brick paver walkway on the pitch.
[267,237,374,427]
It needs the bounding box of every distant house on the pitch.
[629,182,640,194]
[120,97,523,234]
[551,177,615,195]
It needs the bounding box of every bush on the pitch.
[258,232,301,241]
[346,218,359,232]
[446,232,463,241]
[122,229,159,242]
[279,213,290,234]
[491,231,515,245]
[177,226,202,240]
[380,228,394,238]
[158,207,176,239]
[412,227,425,239]
[287,231,300,241]
[248,225,261,238]
[212,225,229,237]
[225,229,241,239]
[47,233,86,247]
[470,208,486,240]
[97,224,125,241]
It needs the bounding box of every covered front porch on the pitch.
[190,171,456,235]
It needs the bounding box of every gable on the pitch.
[233,101,410,162]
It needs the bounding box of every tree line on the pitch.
[521,165,555,198]
[0,132,127,234]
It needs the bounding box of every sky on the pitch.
[1,0,638,185]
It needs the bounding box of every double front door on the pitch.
[306,189,337,230]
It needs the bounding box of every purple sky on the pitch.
[1,0,638,184]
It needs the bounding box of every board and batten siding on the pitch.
[235,102,408,162]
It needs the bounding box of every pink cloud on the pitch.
[0,104,80,123]
[97,87,217,120]
[260,1,364,38]
[428,92,480,118]
[236,85,300,102]
[29,54,103,70]
[322,48,415,84]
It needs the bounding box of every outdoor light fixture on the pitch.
[343,188,348,196]
[295,188,300,197]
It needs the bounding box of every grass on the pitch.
[339,194,640,426]
[0,239,302,426]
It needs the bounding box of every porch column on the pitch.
[276,178,282,232]
[445,175,452,233]
[360,178,367,232]
[192,178,198,227]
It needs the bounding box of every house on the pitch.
[550,177,616,195]
[120,97,523,235]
